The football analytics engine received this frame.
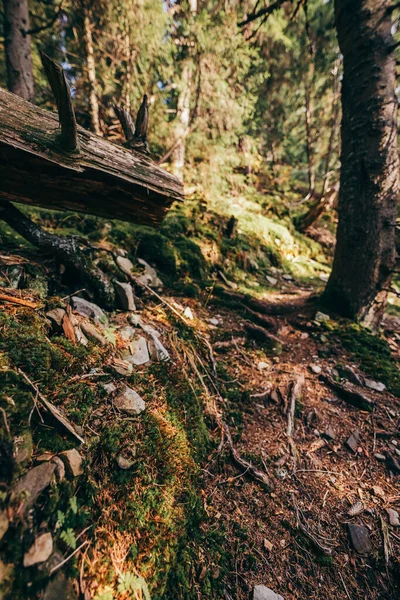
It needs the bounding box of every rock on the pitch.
[348,500,364,517]
[315,311,330,323]
[23,533,53,567]
[183,306,194,320]
[385,451,400,474]
[374,453,386,462]
[43,571,78,600]
[137,258,163,289]
[59,449,83,478]
[114,385,146,415]
[110,359,133,376]
[71,296,106,323]
[80,321,107,345]
[74,327,89,346]
[8,265,24,288]
[117,455,135,470]
[141,324,170,361]
[347,524,372,555]
[372,485,385,498]
[209,317,219,326]
[14,429,33,465]
[365,379,386,392]
[118,325,137,341]
[345,430,360,454]
[115,281,136,311]
[266,276,278,286]
[116,256,135,277]
[309,364,322,374]
[11,463,56,515]
[386,508,400,526]
[102,382,117,395]
[124,336,150,366]
[337,364,364,387]
[252,585,285,600]
[300,332,309,339]
[323,425,336,441]
[257,361,269,370]
[0,511,9,541]
[46,308,66,328]
[51,457,66,482]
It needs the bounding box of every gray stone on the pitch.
[309,364,322,374]
[80,321,107,345]
[338,364,364,387]
[24,533,53,567]
[74,327,89,346]
[117,455,135,470]
[323,425,336,441]
[11,463,56,514]
[141,324,170,361]
[124,336,150,366]
[386,508,400,526]
[252,585,285,600]
[374,453,386,462]
[102,382,117,395]
[315,311,330,323]
[365,379,386,392]
[71,296,106,323]
[209,318,219,326]
[114,385,146,415]
[266,276,278,286]
[115,281,136,311]
[116,256,135,278]
[110,359,133,376]
[345,430,360,454]
[51,457,66,482]
[46,308,66,328]
[184,306,194,320]
[347,524,372,555]
[137,258,163,289]
[59,449,83,478]
[0,511,9,541]
[14,429,33,465]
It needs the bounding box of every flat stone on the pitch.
[137,258,163,289]
[102,382,117,395]
[266,276,278,286]
[209,318,219,326]
[141,324,170,361]
[71,296,106,323]
[345,430,360,454]
[116,256,135,278]
[347,524,372,555]
[110,359,133,376]
[184,306,194,320]
[115,281,136,311]
[252,585,285,600]
[124,336,150,366]
[365,379,386,392]
[118,326,137,341]
[11,463,56,515]
[374,453,386,462]
[117,455,135,470]
[46,308,66,327]
[323,425,336,441]
[0,511,9,541]
[315,311,330,323]
[23,533,53,567]
[386,508,400,526]
[80,321,107,345]
[309,364,322,374]
[59,449,83,478]
[257,361,269,370]
[114,385,146,415]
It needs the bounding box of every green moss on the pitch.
[333,323,400,397]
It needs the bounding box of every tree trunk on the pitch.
[322,0,399,330]
[82,7,101,136]
[171,0,197,181]
[304,80,315,198]
[3,0,34,100]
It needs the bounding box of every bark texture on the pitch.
[3,0,34,100]
[323,0,399,329]
[0,87,183,225]
[83,7,102,136]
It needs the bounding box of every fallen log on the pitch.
[0,71,183,225]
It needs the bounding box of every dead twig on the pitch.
[292,494,333,556]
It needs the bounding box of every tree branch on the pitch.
[238,0,288,27]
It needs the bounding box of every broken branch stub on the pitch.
[40,52,78,152]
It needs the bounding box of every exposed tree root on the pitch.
[0,200,116,308]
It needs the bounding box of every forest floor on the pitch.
[0,196,400,600]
